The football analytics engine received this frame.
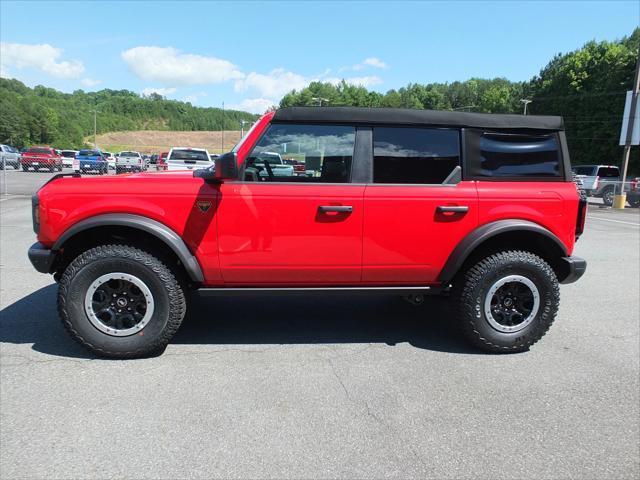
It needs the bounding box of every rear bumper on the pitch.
[560,256,587,284]
[28,242,56,274]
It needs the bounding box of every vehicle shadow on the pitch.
[0,285,482,359]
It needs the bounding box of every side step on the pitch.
[197,286,442,297]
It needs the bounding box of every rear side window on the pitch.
[472,133,561,178]
[373,127,460,184]
[596,167,619,178]
[573,166,595,175]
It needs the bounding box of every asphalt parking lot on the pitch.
[1,178,639,479]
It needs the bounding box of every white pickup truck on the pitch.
[166,147,213,171]
[572,165,622,206]
[255,152,294,177]
[116,151,144,173]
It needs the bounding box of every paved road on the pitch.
[1,195,638,479]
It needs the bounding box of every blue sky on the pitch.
[1,1,638,113]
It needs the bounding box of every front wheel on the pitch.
[454,250,559,353]
[58,245,187,358]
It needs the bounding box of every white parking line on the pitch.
[588,215,640,226]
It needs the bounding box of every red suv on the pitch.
[20,146,63,172]
[28,107,587,358]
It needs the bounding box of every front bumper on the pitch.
[28,242,57,274]
[560,256,587,284]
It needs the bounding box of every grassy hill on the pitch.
[93,130,243,155]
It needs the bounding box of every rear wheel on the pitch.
[602,187,615,206]
[454,250,559,353]
[58,244,187,358]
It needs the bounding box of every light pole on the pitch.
[221,101,225,153]
[240,120,250,138]
[90,109,100,148]
[520,99,532,115]
[311,97,328,107]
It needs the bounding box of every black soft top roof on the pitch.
[273,107,564,131]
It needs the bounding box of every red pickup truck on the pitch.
[28,107,587,358]
[20,147,63,172]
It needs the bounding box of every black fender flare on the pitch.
[438,219,568,284]
[53,213,204,283]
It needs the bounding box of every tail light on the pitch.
[138,158,142,164]
[576,196,587,239]
[593,176,599,190]
[31,194,40,234]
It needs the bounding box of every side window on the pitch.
[244,123,355,183]
[373,127,460,184]
[475,132,562,178]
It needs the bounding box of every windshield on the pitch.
[27,148,52,154]
[119,151,140,157]
[61,151,76,158]
[79,150,101,156]
[169,149,210,161]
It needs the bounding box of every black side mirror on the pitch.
[194,151,237,181]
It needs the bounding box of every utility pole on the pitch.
[520,99,532,115]
[240,120,250,138]
[221,101,225,153]
[616,48,640,209]
[91,110,100,148]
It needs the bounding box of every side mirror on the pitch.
[194,151,237,181]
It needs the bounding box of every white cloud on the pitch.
[0,42,84,79]
[352,57,389,71]
[228,98,276,115]
[142,87,177,97]
[235,68,308,99]
[122,46,244,86]
[80,78,101,87]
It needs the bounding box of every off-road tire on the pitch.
[58,244,186,358]
[601,187,615,206]
[454,250,559,353]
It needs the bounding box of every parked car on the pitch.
[166,147,213,171]
[76,149,108,174]
[157,151,168,171]
[27,107,587,358]
[20,146,62,172]
[149,154,159,165]
[251,151,294,178]
[115,151,144,173]
[0,144,21,170]
[102,152,116,171]
[60,150,79,169]
[571,165,624,206]
[627,177,640,208]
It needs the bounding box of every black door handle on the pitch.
[436,205,469,213]
[318,205,353,213]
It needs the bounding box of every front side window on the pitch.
[373,127,460,184]
[244,124,355,183]
[476,133,561,178]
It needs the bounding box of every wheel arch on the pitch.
[53,214,204,283]
[439,220,570,284]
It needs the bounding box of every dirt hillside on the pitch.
[92,130,242,154]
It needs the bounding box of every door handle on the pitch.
[436,205,469,213]
[318,205,353,213]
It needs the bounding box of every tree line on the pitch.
[0,80,258,149]
[280,28,639,168]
